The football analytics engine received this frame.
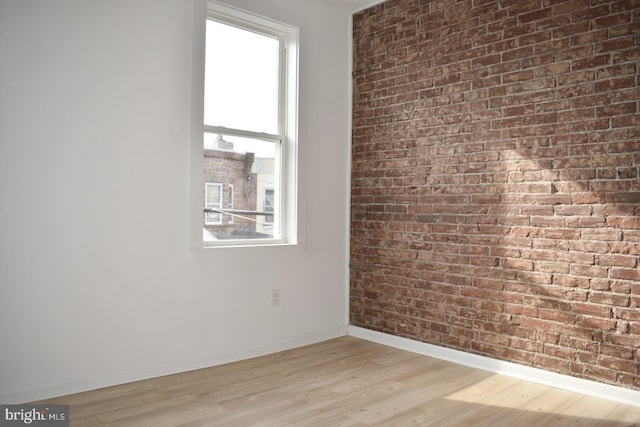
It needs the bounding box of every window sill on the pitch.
[191,241,298,251]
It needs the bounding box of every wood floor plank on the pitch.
[35,337,640,426]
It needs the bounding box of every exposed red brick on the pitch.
[351,0,640,391]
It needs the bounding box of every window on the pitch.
[196,2,298,246]
[263,189,274,225]
[228,184,234,224]
[204,182,223,224]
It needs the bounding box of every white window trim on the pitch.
[189,0,299,249]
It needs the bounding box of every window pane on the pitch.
[204,20,279,134]
[206,186,221,203]
[203,133,278,240]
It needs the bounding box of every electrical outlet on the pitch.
[271,288,280,306]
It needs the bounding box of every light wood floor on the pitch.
[37,337,640,426]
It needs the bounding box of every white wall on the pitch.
[0,0,351,403]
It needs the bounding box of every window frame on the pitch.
[189,1,299,249]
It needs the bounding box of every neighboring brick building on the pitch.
[350,0,639,390]
[203,147,258,239]
[203,137,275,240]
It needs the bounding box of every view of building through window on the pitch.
[203,17,283,243]
[203,133,277,240]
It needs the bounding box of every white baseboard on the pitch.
[1,325,348,404]
[7,325,637,408]
[348,325,640,408]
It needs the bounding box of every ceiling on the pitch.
[319,0,387,13]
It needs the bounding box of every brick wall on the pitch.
[350,0,639,390]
